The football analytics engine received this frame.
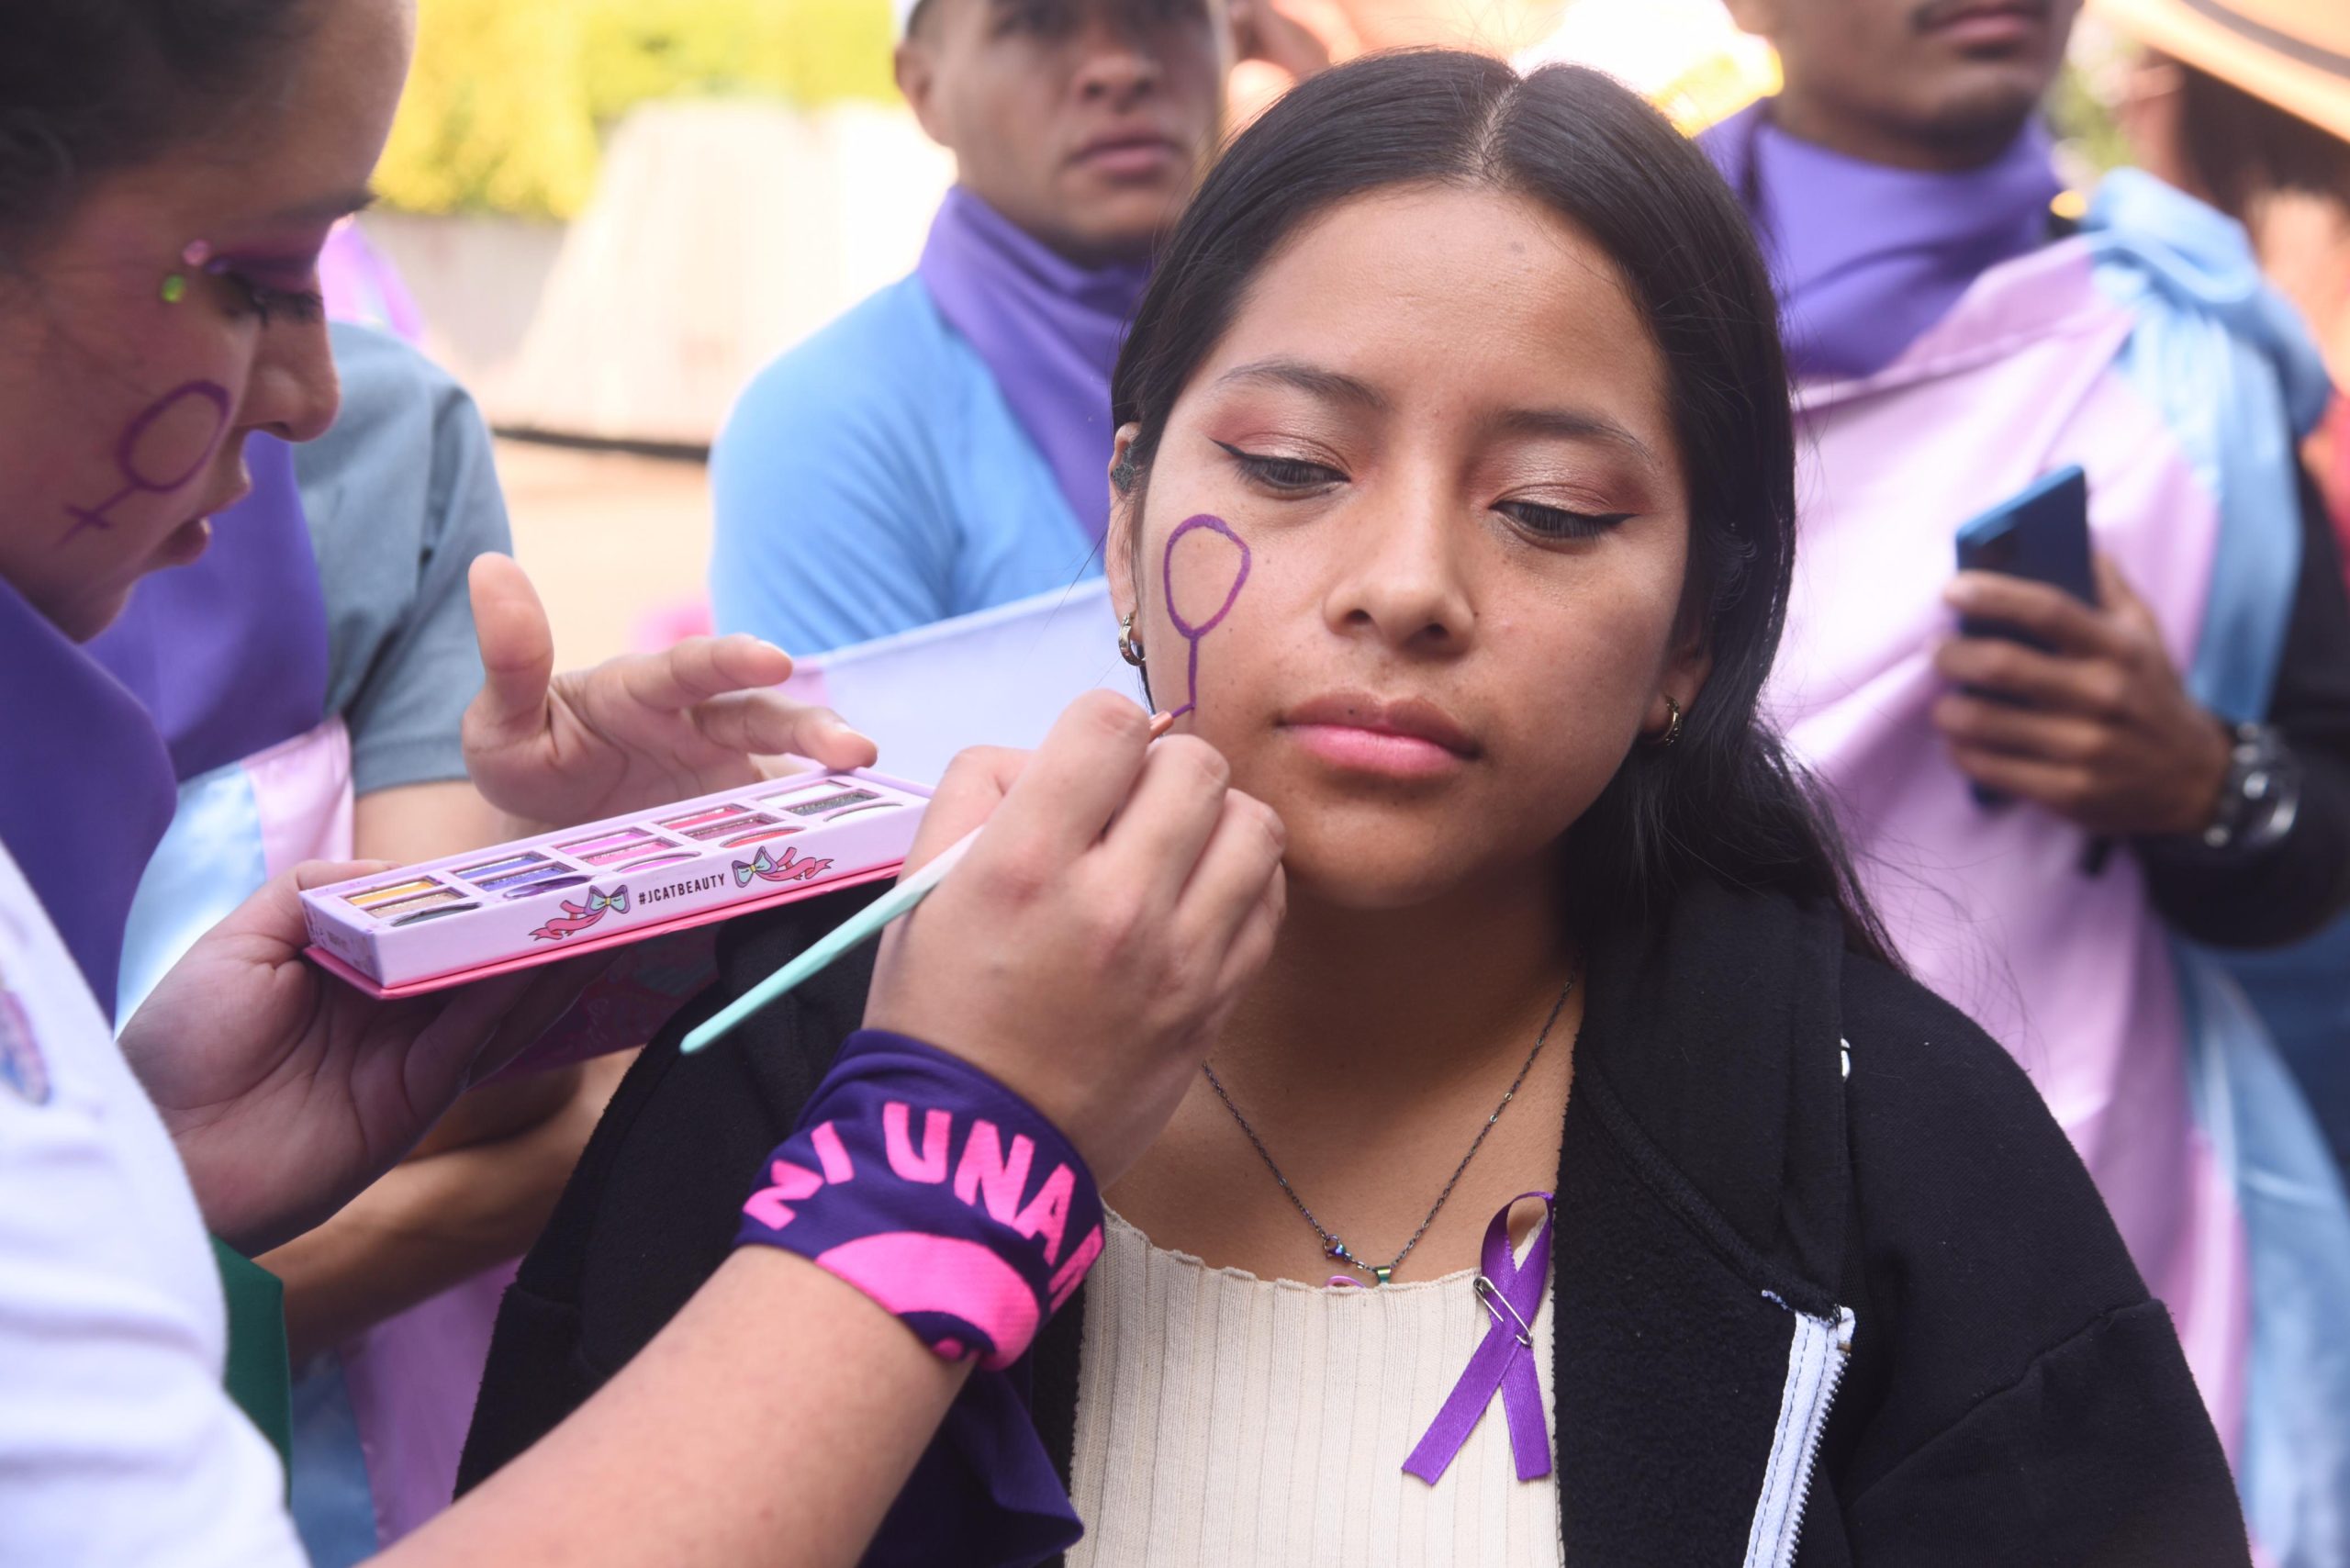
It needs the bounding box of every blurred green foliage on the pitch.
[377,0,899,220]
[2051,62,2132,177]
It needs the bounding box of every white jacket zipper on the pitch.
[1740,1299,1858,1568]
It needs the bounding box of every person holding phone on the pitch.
[1708,0,2350,1555]
[0,3,1276,1562]
[2091,0,2350,1238]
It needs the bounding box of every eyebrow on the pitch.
[1486,406,1659,467]
[1213,358,1390,412]
[1215,357,1659,467]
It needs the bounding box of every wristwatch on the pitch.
[2199,722,2301,854]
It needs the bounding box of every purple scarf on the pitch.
[916,188,1151,547]
[87,434,330,783]
[0,574,178,1016]
[1701,102,2061,383]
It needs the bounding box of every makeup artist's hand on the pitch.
[865,692,1288,1183]
[462,554,878,831]
[119,861,598,1255]
[1932,554,2231,836]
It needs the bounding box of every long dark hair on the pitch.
[0,0,313,255]
[1112,50,1895,963]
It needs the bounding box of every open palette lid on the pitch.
[301,767,932,996]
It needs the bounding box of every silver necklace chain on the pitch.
[1201,975,1579,1286]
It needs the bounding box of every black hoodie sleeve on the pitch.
[1810,958,2249,1568]
[457,884,887,1493]
[2134,459,2350,946]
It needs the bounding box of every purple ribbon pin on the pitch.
[1404,1191,1555,1485]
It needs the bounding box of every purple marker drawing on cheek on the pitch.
[62,380,233,543]
[1160,513,1252,722]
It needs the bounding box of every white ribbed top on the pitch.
[1067,1213,1563,1567]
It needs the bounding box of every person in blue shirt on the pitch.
[711,0,1320,654]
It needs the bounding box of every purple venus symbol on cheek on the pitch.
[1161,513,1252,722]
[61,380,233,544]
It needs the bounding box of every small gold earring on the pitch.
[1118,613,1147,668]
[1651,694,1684,749]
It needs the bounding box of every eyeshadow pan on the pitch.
[682,812,777,841]
[474,864,576,891]
[558,827,656,857]
[365,887,467,922]
[582,838,676,865]
[347,877,444,910]
[455,851,548,884]
[783,789,878,818]
[659,803,746,831]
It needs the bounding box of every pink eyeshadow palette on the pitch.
[302,768,932,996]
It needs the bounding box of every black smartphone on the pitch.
[1952,465,2094,808]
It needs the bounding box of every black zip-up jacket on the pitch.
[462,878,2249,1565]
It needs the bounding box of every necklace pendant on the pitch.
[1371,1265,1394,1286]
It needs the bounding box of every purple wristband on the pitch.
[736,1029,1106,1370]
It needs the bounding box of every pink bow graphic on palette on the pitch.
[733,846,834,889]
[528,885,631,944]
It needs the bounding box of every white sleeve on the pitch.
[0,861,308,1567]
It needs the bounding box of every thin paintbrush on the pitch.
[681,709,1175,1056]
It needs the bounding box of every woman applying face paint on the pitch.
[471,52,2252,1568]
[0,3,1284,1565]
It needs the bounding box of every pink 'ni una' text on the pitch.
[745,1103,1101,1310]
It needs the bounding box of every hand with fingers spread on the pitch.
[462,554,878,831]
[1933,554,2232,837]
[863,691,1289,1184]
[119,862,601,1257]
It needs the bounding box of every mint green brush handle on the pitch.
[678,824,979,1055]
[681,711,1174,1057]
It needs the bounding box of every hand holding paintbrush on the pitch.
[692,692,1286,1184]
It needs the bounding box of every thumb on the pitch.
[467,553,557,741]
[901,746,1029,875]
[202,859,396,951]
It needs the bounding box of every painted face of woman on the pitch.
[0,0,414,643]
[1109,184,1708,911]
